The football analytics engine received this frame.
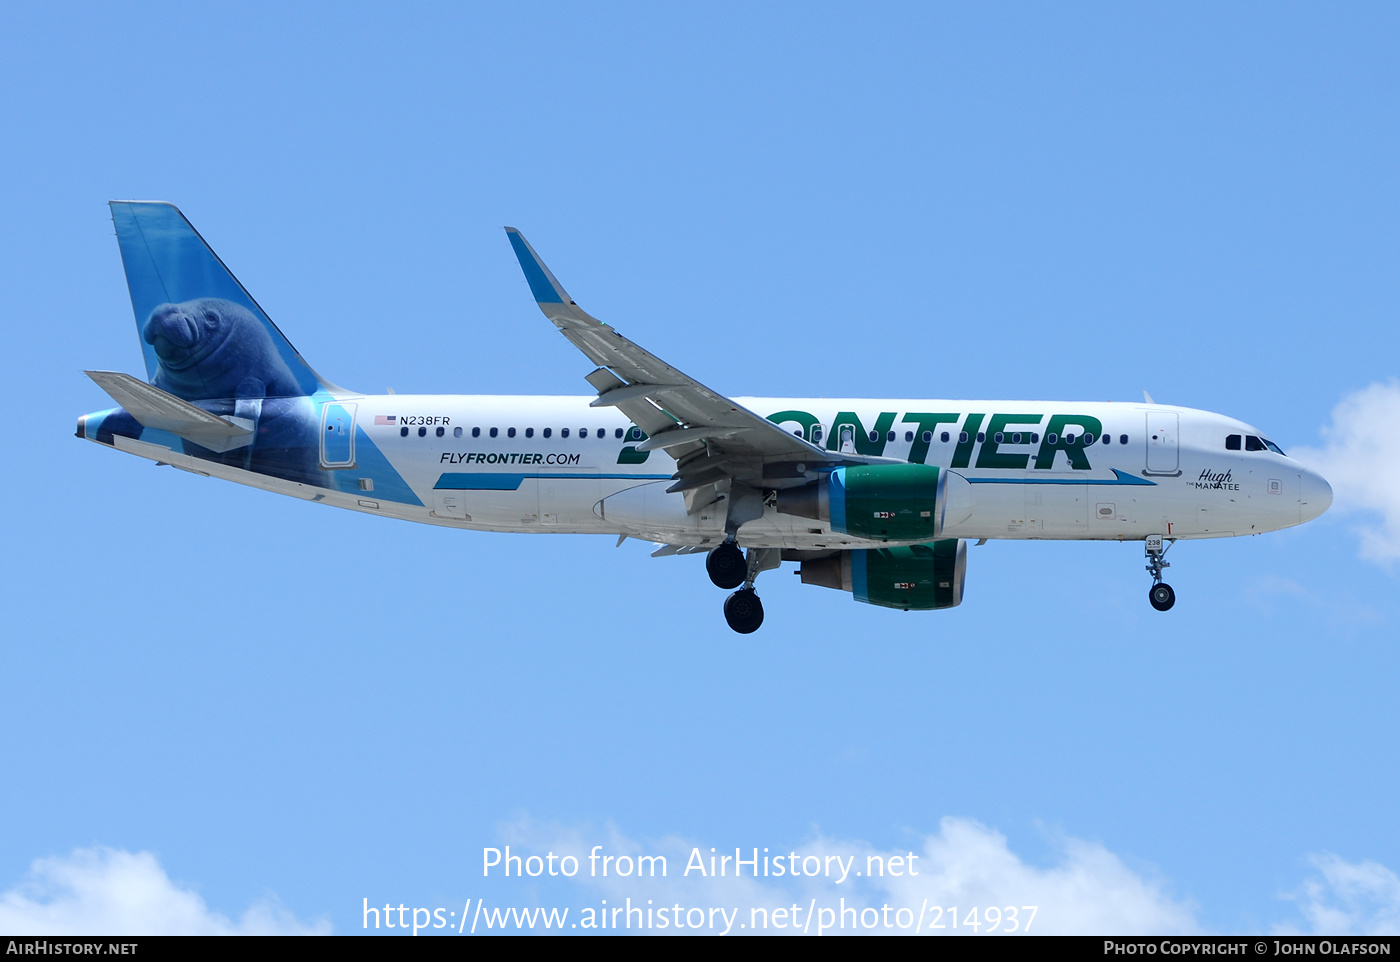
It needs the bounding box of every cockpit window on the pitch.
[1262,438,1286,456]
[1226,434,1241,450]
[1245,435,1266,452]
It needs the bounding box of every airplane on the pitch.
[77,202,1333,633]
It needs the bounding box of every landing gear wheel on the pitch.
[1149,583,1176,612]
[706,542,746,590]
[723,588,764,633]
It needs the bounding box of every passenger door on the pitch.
[1144,412,1180,476]
[320,402,357,468]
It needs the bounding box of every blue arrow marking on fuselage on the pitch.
[435,472,673,490]
[964,469,1156,486]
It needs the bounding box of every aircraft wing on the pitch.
[505,229,885,507]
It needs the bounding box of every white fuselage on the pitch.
[122,394,1326,552]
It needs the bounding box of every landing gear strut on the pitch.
[1145,535,1175,611]
[719,547,780,633]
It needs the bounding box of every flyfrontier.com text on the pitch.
[482,845,920,882]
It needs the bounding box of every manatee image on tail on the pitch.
[134,298,320,481]
[145,298,303,402]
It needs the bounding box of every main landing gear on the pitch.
[724,586,764,634]
[1145,535,1175,611]
[709,541,779,633]
[706,540,746,590]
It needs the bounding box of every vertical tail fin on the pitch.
[109,201,338,399]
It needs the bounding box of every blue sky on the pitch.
[2,1,1398,935]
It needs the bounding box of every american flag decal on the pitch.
[374,415,396,425]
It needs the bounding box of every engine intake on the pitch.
[778,464,970,541]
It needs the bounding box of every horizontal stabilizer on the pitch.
[85,371,253,452]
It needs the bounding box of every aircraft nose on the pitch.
[1299,468,1333,523]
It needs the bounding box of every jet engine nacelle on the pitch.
[799,539,968,610]
[777,464,972,541]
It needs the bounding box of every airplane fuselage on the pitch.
[80,393,1328,550]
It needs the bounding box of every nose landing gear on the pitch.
[1145,535,1175,611]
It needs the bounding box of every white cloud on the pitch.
[823,818,1201,935]
[1293,380,1400,564]
[1279,854,1400,937]
[11,832,1398,936]
[0,848,329,936]
[500,816,1200,934]
[498,817,1400,936]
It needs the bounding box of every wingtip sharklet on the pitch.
[504,227,569,305]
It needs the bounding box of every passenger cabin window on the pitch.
[940,432,949,443]
[525,427,534,438]
[400,426,408,437]
[868,430,879,442]
[543,428,552,438]
[453,426,462,438]
[959,432,968,443]
[976,432,985,443]
[1119,434,1128,444]
[580,428,588,438]
[436,426,444,437]
[417,427,426,437]
[489,427,498,438]
[561,428,570,438]
[887,430,896,442]
[472,427,480,438]
[615,428,624,439]
[812,427,823,442]
[507,427,516,438]
[1226,434,1241,450]
[905,431,914,442]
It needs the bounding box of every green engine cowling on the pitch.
[778,464,949,541]
[799,539,967,610]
